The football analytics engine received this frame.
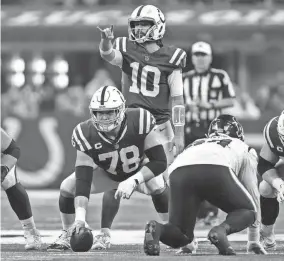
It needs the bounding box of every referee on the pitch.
[183,41,236,225]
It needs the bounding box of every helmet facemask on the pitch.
[128,19,156,44]
[90,104,125,133]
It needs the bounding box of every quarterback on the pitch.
[144,115,266,256]
[1,128,42,250]
[258,110,284,250]
[47,86,168,251]
[96,4,187,249]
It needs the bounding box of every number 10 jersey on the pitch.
[113,37,186,124]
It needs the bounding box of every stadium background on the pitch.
[1,0,284,189]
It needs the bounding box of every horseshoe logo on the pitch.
[4,117,65,188]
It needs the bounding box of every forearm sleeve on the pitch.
[75,166,93,199]
[144,145,167,176]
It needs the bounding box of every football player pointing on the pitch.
[47,86,168,251]
[97,5,186,249]
[258,110,284,250]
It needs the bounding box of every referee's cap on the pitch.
[192,41,212,55]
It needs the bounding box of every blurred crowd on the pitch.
[2,0,284,7]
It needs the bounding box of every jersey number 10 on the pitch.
[129,62,161,97]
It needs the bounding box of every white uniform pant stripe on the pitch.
[229,169,257,212]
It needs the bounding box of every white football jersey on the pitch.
[169,134,253,176]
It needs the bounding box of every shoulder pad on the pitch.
[71,121,93,152]
[263,117,279,150]
[113,37,128,53]
[168,47,187,68]
[128,108,156,135]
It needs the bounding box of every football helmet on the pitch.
[128,5,166,44]
[89,86,126,132]
[208,114,245,141]
[277,110,284,145]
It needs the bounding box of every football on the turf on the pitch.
[70,227,93,252]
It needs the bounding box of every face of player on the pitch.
[132,20,153,40]
[192,52,212,72]
[92,109,121,133]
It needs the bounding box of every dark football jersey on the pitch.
[114,37,186,124]
[71,108,156,182]
[264,116,284,157]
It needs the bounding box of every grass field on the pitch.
[1,190,284,261]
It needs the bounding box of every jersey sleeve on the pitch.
[220,70,235,98]
[137,108,156,136]
[71,123,92,152]
[168,69,183,97]
[168,48,187,69]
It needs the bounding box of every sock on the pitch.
[260,196,279,225]
[261,224,275,236]
[248,223,260,242]
[151,187,169,221]
[101,190,120,229]
[59,193,75,231]
[221,209,255,235]
[160,222,190,248]
[6,183,33,220]
[20,216,36,231]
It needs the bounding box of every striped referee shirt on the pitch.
[183,68,236,123]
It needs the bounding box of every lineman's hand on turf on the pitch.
[276,185,284,203]
[247,241,267,255]
[97,25,114,40]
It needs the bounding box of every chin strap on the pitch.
[172,105,185,127]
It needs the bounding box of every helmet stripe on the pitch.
[137,5,145,17]
[100,85,108,105]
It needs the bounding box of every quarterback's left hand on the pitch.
[114,178,138,200]
[70,220,85,234]
[247,241,267,255]
[276,187,284,203]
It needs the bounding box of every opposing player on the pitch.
[1,128,42,250]
[144,115,266,256]
[47,86,168,251]
[95,4,187,249]
[258,110,284,250]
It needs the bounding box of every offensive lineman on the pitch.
[96,4,187,249]
[1,128,42,250]
[143,115,266,256]
[258,110,284,250]
[47,86,168,251]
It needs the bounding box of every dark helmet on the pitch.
[208,114,244,141]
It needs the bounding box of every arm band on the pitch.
[172,105,185,126]
[3,139,20,160]
[144,145,167,176]
[75,166,93,199]
[257,156,275,176]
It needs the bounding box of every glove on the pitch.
[1,165,10,183]
[70,220,85,235]
[247,241,267,255]
[114,178,138,200]
[97,25,114,40]
[276,186,284,203]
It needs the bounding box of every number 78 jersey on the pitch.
[114,37,187,124]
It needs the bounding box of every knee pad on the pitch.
[259,180,277,198]
[60,173,76,198]
[1,167,17,190]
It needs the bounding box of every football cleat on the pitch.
[92,232,111,250]
[208,226,236,255]
[24,228,42,250]
[175,239,198,255]
[47,230,71,251]
[247,241,267,255]
[144,220,161,256]
[260,230,277,250]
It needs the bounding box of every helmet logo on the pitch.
[144,55,149,61]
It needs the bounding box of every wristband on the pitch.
[99,48,113,55]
